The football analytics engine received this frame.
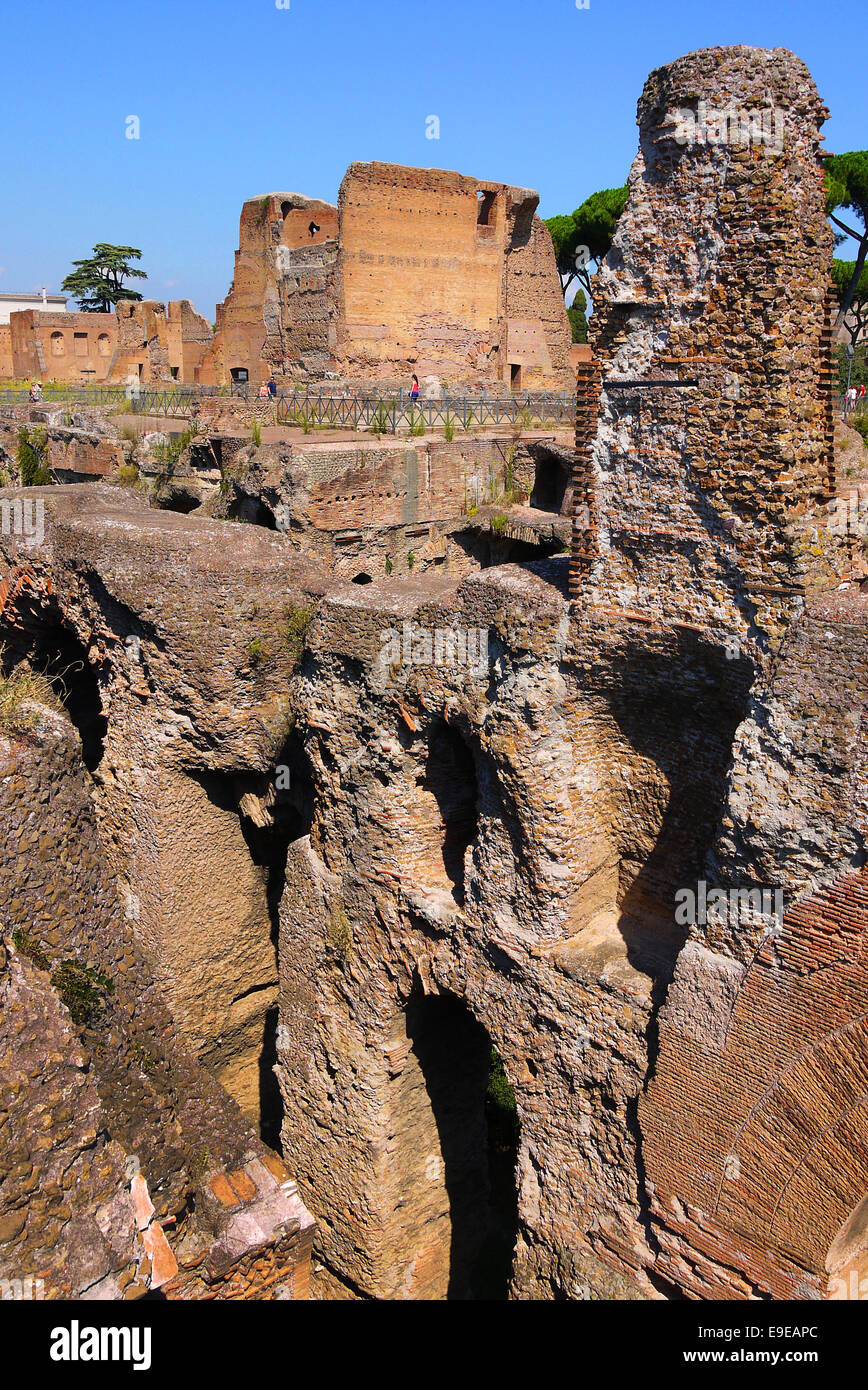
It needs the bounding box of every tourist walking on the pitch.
[410,373,420,404]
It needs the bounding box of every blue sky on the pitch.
[1,0,863,319]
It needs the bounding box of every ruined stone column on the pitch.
[578,46,834,650]
[570,356,602,593]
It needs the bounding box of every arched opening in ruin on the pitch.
[530,451,569,514]
[450,528,566,571]
[418,719,479,904]
[226,496,277,529]
[155,486,202,515]
[280,200,291,220]
[476,190,496,227]
[404,987,519,1299]
[827,1194,868,1300]
[351,571,373,585]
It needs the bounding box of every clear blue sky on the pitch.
[1,0,863,319]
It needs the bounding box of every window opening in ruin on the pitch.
[50,331,64,356]
[405,989,519,1299]
[351,572,373,584]
[530,451,568,513]
[510,363,522,391]
[421,720,479,904]
[308,220,320,238]
[476,190,496,227]
[230,367,249,383]
[170,365,179,379]
[280,201,292,220]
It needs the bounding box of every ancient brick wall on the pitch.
[166,299,214,383]
[0,326,13,380]
[334,162,571,390]
[578,46,834,650]
[200,164,572,390]
[4,302,213,388]
[112,299,174,384]
[10,309,118,384]
[197,193,338,387]
[503,202,574,388]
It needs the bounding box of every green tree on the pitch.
[61,244,147,312]
[566,288,588,343]
[832,258,868,347]
[826,153,868,331]
[546,186,628,300]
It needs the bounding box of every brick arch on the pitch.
[642,868,868,1296]
[715,1015,868,1270]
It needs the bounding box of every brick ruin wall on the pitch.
[197,193,339,387]
[3,300,214,388]
[213,430,572,579]
[334,162,572,390]
[573,46,834,653]
[0,404,124,484]
[198,164,572,391]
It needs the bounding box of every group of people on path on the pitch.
[27,380,43,401]
[846,382,866,412]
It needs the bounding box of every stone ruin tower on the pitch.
[572,46,835,652]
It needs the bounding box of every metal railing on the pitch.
[0,381,577,429]
[275,388,576,432]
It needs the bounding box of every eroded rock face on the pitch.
[2,44,866,1305]
[274,561,755,1298]
[0,483,329,1122]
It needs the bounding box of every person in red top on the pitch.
[410,373,419,402]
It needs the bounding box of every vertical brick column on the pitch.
[820,282,837,501]
[570,356,601,600]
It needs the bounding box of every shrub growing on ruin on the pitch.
[280,603,315,667]
[851,411,868,446]
[11,928,50,972]
[326,904,353,959]
[486,1048,519,1146]
[444,414,455,442]
[17,428,51,487]
[116,463,140,488]
[51,959,115,1028]
[0,653,61,733]
[251,420,262,447]
[491,513,508,535]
